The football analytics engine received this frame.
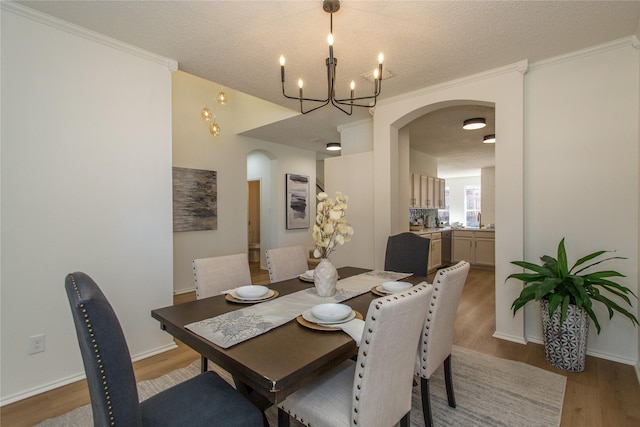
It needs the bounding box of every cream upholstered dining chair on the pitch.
[192,253,252,299]
[277,284,434,427]
[384,232,430,276]
[192,253,251,372]
[415,261,470,427]
[265,245,308,283]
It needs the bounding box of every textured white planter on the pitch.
[313,258,338,297]
[540,299,589,372]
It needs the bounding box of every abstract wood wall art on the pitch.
[286,173,310,229]
[173,167,217,231]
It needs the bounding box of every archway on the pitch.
[372,62,528,344]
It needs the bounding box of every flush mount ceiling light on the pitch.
[462,117,487,130]
[483,134,496,144]
[326,142,342,151]
[279,0,385,115]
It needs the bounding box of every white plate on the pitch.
[231,289,275,301]
[235,285,269,299]
[311,303,352,322]
[381,281,413,293]
[299,274,314,282]
[302,308,356,325]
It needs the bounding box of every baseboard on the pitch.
[526,336,639,367]
[174,286,195,295]
[492,331,527,345]
[635,361,640,384]
[0,342,178,407]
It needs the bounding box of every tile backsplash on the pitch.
[409,208,439,228]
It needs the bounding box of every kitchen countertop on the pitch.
[450,227,495,232]
[412,227,451,234]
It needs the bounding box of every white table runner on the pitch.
[185,271,412,348]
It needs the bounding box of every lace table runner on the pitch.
[185,270,412,348]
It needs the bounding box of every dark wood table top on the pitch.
[151,266,427,404]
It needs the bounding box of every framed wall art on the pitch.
[172,167,217,232]
[285,173,310,229]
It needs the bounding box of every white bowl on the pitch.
[382,281,412,293]
[311,303,352,322]
[235,285,268,299]
[303,269,314,278]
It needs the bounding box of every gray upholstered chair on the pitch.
[277,284,434,427]
[193,253,252,372]
[64,272,263,427]
[415,261,470,427]
[384,232,430,276]
[265,245,308,283]
[192,253,252,299]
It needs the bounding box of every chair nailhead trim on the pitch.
[70,274,115,426]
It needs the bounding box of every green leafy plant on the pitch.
[507,238,638,334]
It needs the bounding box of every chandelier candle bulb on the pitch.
[280,55,285,82]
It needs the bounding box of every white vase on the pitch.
[313,258,338,297]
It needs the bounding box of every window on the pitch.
[438,186,450,224]
[465,185,481,227]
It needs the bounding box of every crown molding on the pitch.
[1,1,178,72]
[529,36,635,71]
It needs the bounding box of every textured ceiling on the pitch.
[16,0,640,175]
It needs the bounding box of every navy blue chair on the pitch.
[65,271,264,427]
[384,232,430,276]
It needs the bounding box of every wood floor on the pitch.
[2,265,638,426]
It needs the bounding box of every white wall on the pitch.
[409,149,439,177]
[324,152,375,270]
[524,41,639,363]
[172,71,317,293]
[481,167,496,226]
[1,5,176,403]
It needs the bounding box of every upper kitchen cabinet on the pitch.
[410,173,445,209]
[411,173,421,207]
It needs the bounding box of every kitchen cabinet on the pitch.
[415,231,442,272]
[410,173,445,209]
[452,230,494,267]
[411,173,421,207]
[428,232,442,272]
[436,178,445,209]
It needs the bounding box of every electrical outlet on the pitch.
[29,334,46,354]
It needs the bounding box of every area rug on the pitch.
[36,346,566,427]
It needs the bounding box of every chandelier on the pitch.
[279,0,384,115]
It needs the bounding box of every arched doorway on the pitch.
[372,63,527,344]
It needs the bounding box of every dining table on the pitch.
[151,266,428,409]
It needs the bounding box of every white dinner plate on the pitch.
[230,289,275,301]
[302,308,356,325]
[381,281,413,293]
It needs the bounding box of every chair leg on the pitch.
[444,354,457,408]
[420,377,434,427]
[201,355,208,373]
[400,411,410,427]
[277,408,291,427]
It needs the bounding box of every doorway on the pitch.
[247,180,261,263]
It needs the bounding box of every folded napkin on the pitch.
[334,318,365,346]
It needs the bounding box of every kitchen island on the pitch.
[411,227,449,272]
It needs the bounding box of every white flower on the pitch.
[311,191,353,259]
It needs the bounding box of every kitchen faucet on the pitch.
[477,212,482,228]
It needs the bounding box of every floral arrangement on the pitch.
[312,192,354,259]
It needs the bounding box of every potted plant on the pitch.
[507,238,638,372]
